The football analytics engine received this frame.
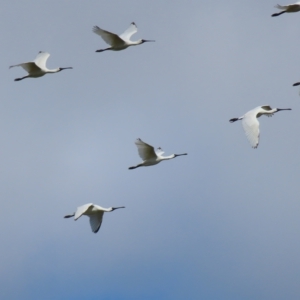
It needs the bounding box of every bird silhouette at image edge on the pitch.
[271,2,300,17]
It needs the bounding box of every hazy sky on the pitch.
[1,1,300,299]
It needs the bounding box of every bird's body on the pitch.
[9,51,72,81]
[271,2,300,16]
[92,22,154,52]
[129,138,187,169]
[64,203,125,233]
[229,105,291,148]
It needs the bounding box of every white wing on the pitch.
[135,138,157,160]
[9,62,41,73]
[89,213,104,233]
[242,115,260,148]
[74,203,93,220]
[155,147,165,156]
[34,51,50,69]
[119,22,138,42]
[93,26,125,46]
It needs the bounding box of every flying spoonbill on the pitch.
[129,138,187,169]
[9,51,72,81]
[229,105,291,148]
[64,203,125,233]
[92,22,155,52]
[271,2,300,17]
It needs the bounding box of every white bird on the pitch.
[9,51,72,81]
[64,203,125,233]
[129,138,187,169]
[92,22,155,52]
[271,2,300,17]
[229,105,291,148]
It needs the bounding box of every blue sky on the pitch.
[1,1,300,299]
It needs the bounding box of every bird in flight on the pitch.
[129,138,187,169]
[64,203,125,233]
[271,2,300,17]
[92,22,155,52]
[229,105,291,148]
[9,51,72,81]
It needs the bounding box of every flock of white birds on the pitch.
[9,2,300,233]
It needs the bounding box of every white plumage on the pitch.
[9,51,72,81]
[92,22,155,52]
[229,105,291,148]
[129,138,187,169]
[64,203,125,233]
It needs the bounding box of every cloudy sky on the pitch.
[1,1,300,299]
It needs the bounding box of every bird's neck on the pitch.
[132,40,143,45]
[160,154,175,161]
[47,68,60,73]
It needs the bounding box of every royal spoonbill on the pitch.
[9,51,72,81]
[64,203,125,233]
[129,138,187,169]
[229,105,291,148]
[271,2,300,17]
[92,22,155,52]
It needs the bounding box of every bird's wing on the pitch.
[135,138,157,160]
[93,26,125,46]
[119,22,138,42]
[242,115,260,148]
[74,203,93,220]
[34,51,50,69]
[9,62,40,73]
[155,147,165,156]
[89,212,104,233]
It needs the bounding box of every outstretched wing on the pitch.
[135,138,157,160]
[9,62,40,73]
[93,26,125,46]
[74,203,93,220]
[242,115,260,148]
[89,213,104,233]
[34,51,50,69]
[119,22,138,42]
